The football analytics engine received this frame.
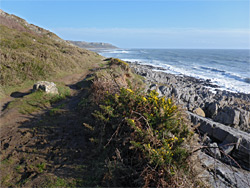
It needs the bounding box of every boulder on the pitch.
[206,102,219,118]
[214,107,240,126]
[33,81,58,94]
[193,107,205,117]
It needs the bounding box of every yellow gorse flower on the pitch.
[167,98,171,105]
[126,88,133,93]
[142,97,147,102]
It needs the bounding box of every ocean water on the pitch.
[99,49,250,94]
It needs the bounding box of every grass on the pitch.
[15,165,24,173]
[0,22,102,98]
[8,83,71,114]
[49,103,65,116]
[0,158,14,165]
[36,163,46,173]
[43,177,76,188]
[0,174,11,186]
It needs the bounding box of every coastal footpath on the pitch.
[1,8,249,187]
[130,62,250,188]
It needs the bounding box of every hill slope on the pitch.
[0,9,102,95]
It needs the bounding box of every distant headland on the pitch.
[67,40,118,50]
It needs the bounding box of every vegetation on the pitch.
[0,9,205,186]
[8,83,70,114]
[79,58,202,187]
[0,22,102,98]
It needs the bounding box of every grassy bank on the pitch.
[0,21,102,99]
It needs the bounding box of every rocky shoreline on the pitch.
[130,63,250,132]
[129,62,250,188]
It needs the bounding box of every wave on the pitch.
[100,49,250,94]
[124,59,250,93]
[199,66,249,84]
[109,50,130,54]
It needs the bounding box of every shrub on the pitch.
[92,87,194,187]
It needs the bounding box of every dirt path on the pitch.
[0,72,94,187]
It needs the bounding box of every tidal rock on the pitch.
[33,81,59,94]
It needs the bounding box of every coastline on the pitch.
[99,48,250,94]
[127,61,250,187]
[129,61,250,132]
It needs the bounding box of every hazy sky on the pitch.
[1,0,250,49]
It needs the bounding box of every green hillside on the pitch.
[0,10,102,96]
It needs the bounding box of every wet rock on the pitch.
[33,81,58,94]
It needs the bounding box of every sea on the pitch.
[98,49,250,94]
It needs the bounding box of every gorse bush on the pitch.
[92,87,194,187]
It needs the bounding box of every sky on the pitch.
[1,0,250,49]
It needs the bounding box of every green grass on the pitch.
[8,83,71,114]
[15,165,24,173]
[49,103,65,116]
[0,23,102,90]
[0,158,14,165]
[36,163,46,173]
[44,177,75,188]
[0,174,11,186]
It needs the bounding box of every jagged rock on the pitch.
[188,111,250,171]
[209,142,221,159]
[239,109,250,130]
[149,84,157,90]
[130,63,250,188]
[130,63,250,132]
[214,107,240,126]
[33,81,58,94]
[206,102,219,118]
[219,141,234,155]
[202,135,212,145]
[193,107,205,117]
[198,151,250,188]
